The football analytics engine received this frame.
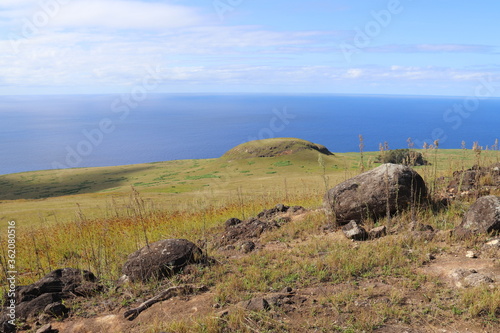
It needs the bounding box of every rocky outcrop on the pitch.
[122,239,204,283]
[447,164,500,198]
[455,196,500,238]
[217,204,305,249]
[1,268,100,332]
[324,164,427,224]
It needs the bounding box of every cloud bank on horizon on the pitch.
[1,0,499,96]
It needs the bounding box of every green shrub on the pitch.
[376,149,428,166]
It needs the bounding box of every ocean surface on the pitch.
[0,94,499,175]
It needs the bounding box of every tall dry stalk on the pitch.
[379,142,391,226]
[432,140,439,198]
[385,163,391,228]
[472,141,482,167]
[359,134,365,173]
[407,138,416,222]
[29,231,44,278]
[38,217,53,273]
[130,187,150,248]
[318,154,329,192]
[0,235,9,283]
[494,138,499,163]
[236,186,245,219]
[472,142,482,198]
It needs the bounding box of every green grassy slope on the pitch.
[0,138,498,226]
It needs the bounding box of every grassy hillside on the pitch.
[1,139,497,226]
[1,138,499,332]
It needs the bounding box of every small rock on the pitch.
[449,268,477,280]
[237,297,270,311]
[36,324,58,333]
[289,206,306,213]
[240,241,256,253]
[44,302,69,318]
[216,309,230,318]
[342,220,368,241]
[463,273,494,287]
[426,253,436,261]
[281,286,293,294]
[224,218,242,228]
[485,239,500,247]
[369,225,387,239]
[275,204,287,212]
[466,251,477,258]
[449,269,494,288]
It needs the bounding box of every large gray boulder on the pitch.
[455,196,500,237]
[122,239,203,283]
[324,163,427,224]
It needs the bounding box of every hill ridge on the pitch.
[222,137,333,160]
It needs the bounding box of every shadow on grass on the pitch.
[0,166,152,200]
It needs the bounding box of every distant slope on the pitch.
[222,138,333,160]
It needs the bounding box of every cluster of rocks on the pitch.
[1,203,307,331]
[323,163,499,242]
[1,268,101,333]
[217,204,306,252]
[341,221,387,241]
[447,163,500,198]
[233,287,306,314]
[449,269,494,288]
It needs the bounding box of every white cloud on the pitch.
[1,1,498,94]
[1,0,203,31]
[365,44,495,54]
[345,68,363,78]
[0,0,34,6]
[52,0,203,30]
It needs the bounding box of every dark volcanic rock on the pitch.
[455,196,500,237]
[16,268,98,304]
[122,239,204,283]
[324,163,427,224]
[237,297,270,312]
[217,204,305,249]
[224,218,242,228]
[240,241,256,253]
[43,302,69,318]
[1,268,99,329]
[16,293,68,321]
[342,221,368,241]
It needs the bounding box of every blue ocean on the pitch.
[0,94,499,175]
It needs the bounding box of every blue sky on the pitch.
[1,0,499,96]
